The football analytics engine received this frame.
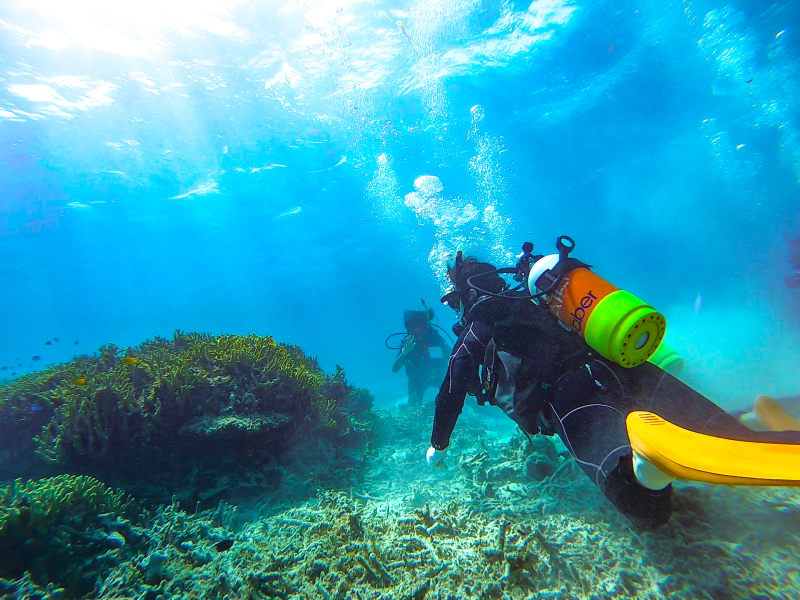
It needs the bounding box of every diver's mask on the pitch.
[440,288,460,310]
[441,287,466,331]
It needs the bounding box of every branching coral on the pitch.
[0,475,140,597]
[0,333,376,496]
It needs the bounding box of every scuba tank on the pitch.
[526,236,666,368]
[647,342,685,376]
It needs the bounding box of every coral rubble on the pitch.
[2,343,800,599]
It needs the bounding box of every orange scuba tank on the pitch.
[527,236,666,368]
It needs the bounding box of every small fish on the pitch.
[693,293,703,315]
[32,355,41,361]
[122,356,139,365]
[30,405,42,412]
[45,341,52,345]
[0,366,6,370]
[274,206,302,219]
[74,340,79,345]
[53,337,59,342]
[74,378,87,385]
[397,20,411,43]
[214,539,234,552]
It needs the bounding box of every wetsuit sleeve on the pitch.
[391,346,406,373]
[430,320,493,450]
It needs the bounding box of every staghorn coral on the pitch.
[0,571,66,600]
[0,333,376,495]
[0,475,246,599]
[179,413,292,441]
[3,403,799,599]
[0,354,98,471]
[0,475,141,597]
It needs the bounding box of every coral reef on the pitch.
[97,436,800,599]
[179,413,293,442]
[2,346,799,599]
[2,403,800,599]
[0,333,376,502]
[0,475,141,598]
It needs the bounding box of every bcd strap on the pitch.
[534,257,590,295]
[477,338,499,406]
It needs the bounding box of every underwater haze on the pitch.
[1,0,798,406]
[0,1,800,406]
[2,0,800,598]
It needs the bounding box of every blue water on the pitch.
[0,0,798,408]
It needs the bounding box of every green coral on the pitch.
[0,333,375,492]
[0,475,139,597]
[179,413,292,441]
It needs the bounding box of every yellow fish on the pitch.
[397,20,411,43]
[122,356,139,365]
[74,377,87,385]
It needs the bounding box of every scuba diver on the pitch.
[390,303,451,406]
[426,236,800,529]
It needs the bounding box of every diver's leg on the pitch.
[413,362,447,406]
[425,364,443,400]
[597,360,800,443]
[407,378,423,406]
[547,363,672,529]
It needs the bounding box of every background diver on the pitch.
[425,237,800,529]
[389,302,452,406]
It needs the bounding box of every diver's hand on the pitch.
[426,446,446,468]
[401,336,417,355]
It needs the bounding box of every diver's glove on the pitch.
[426,446,446,468]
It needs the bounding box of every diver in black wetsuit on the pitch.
[426,250,800,529]
[392,309,450,406]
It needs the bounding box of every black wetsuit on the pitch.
[431,295,800,528]
[401,327,449,406]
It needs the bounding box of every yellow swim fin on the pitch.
[626,411,800,486]
[753,395,800,432]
